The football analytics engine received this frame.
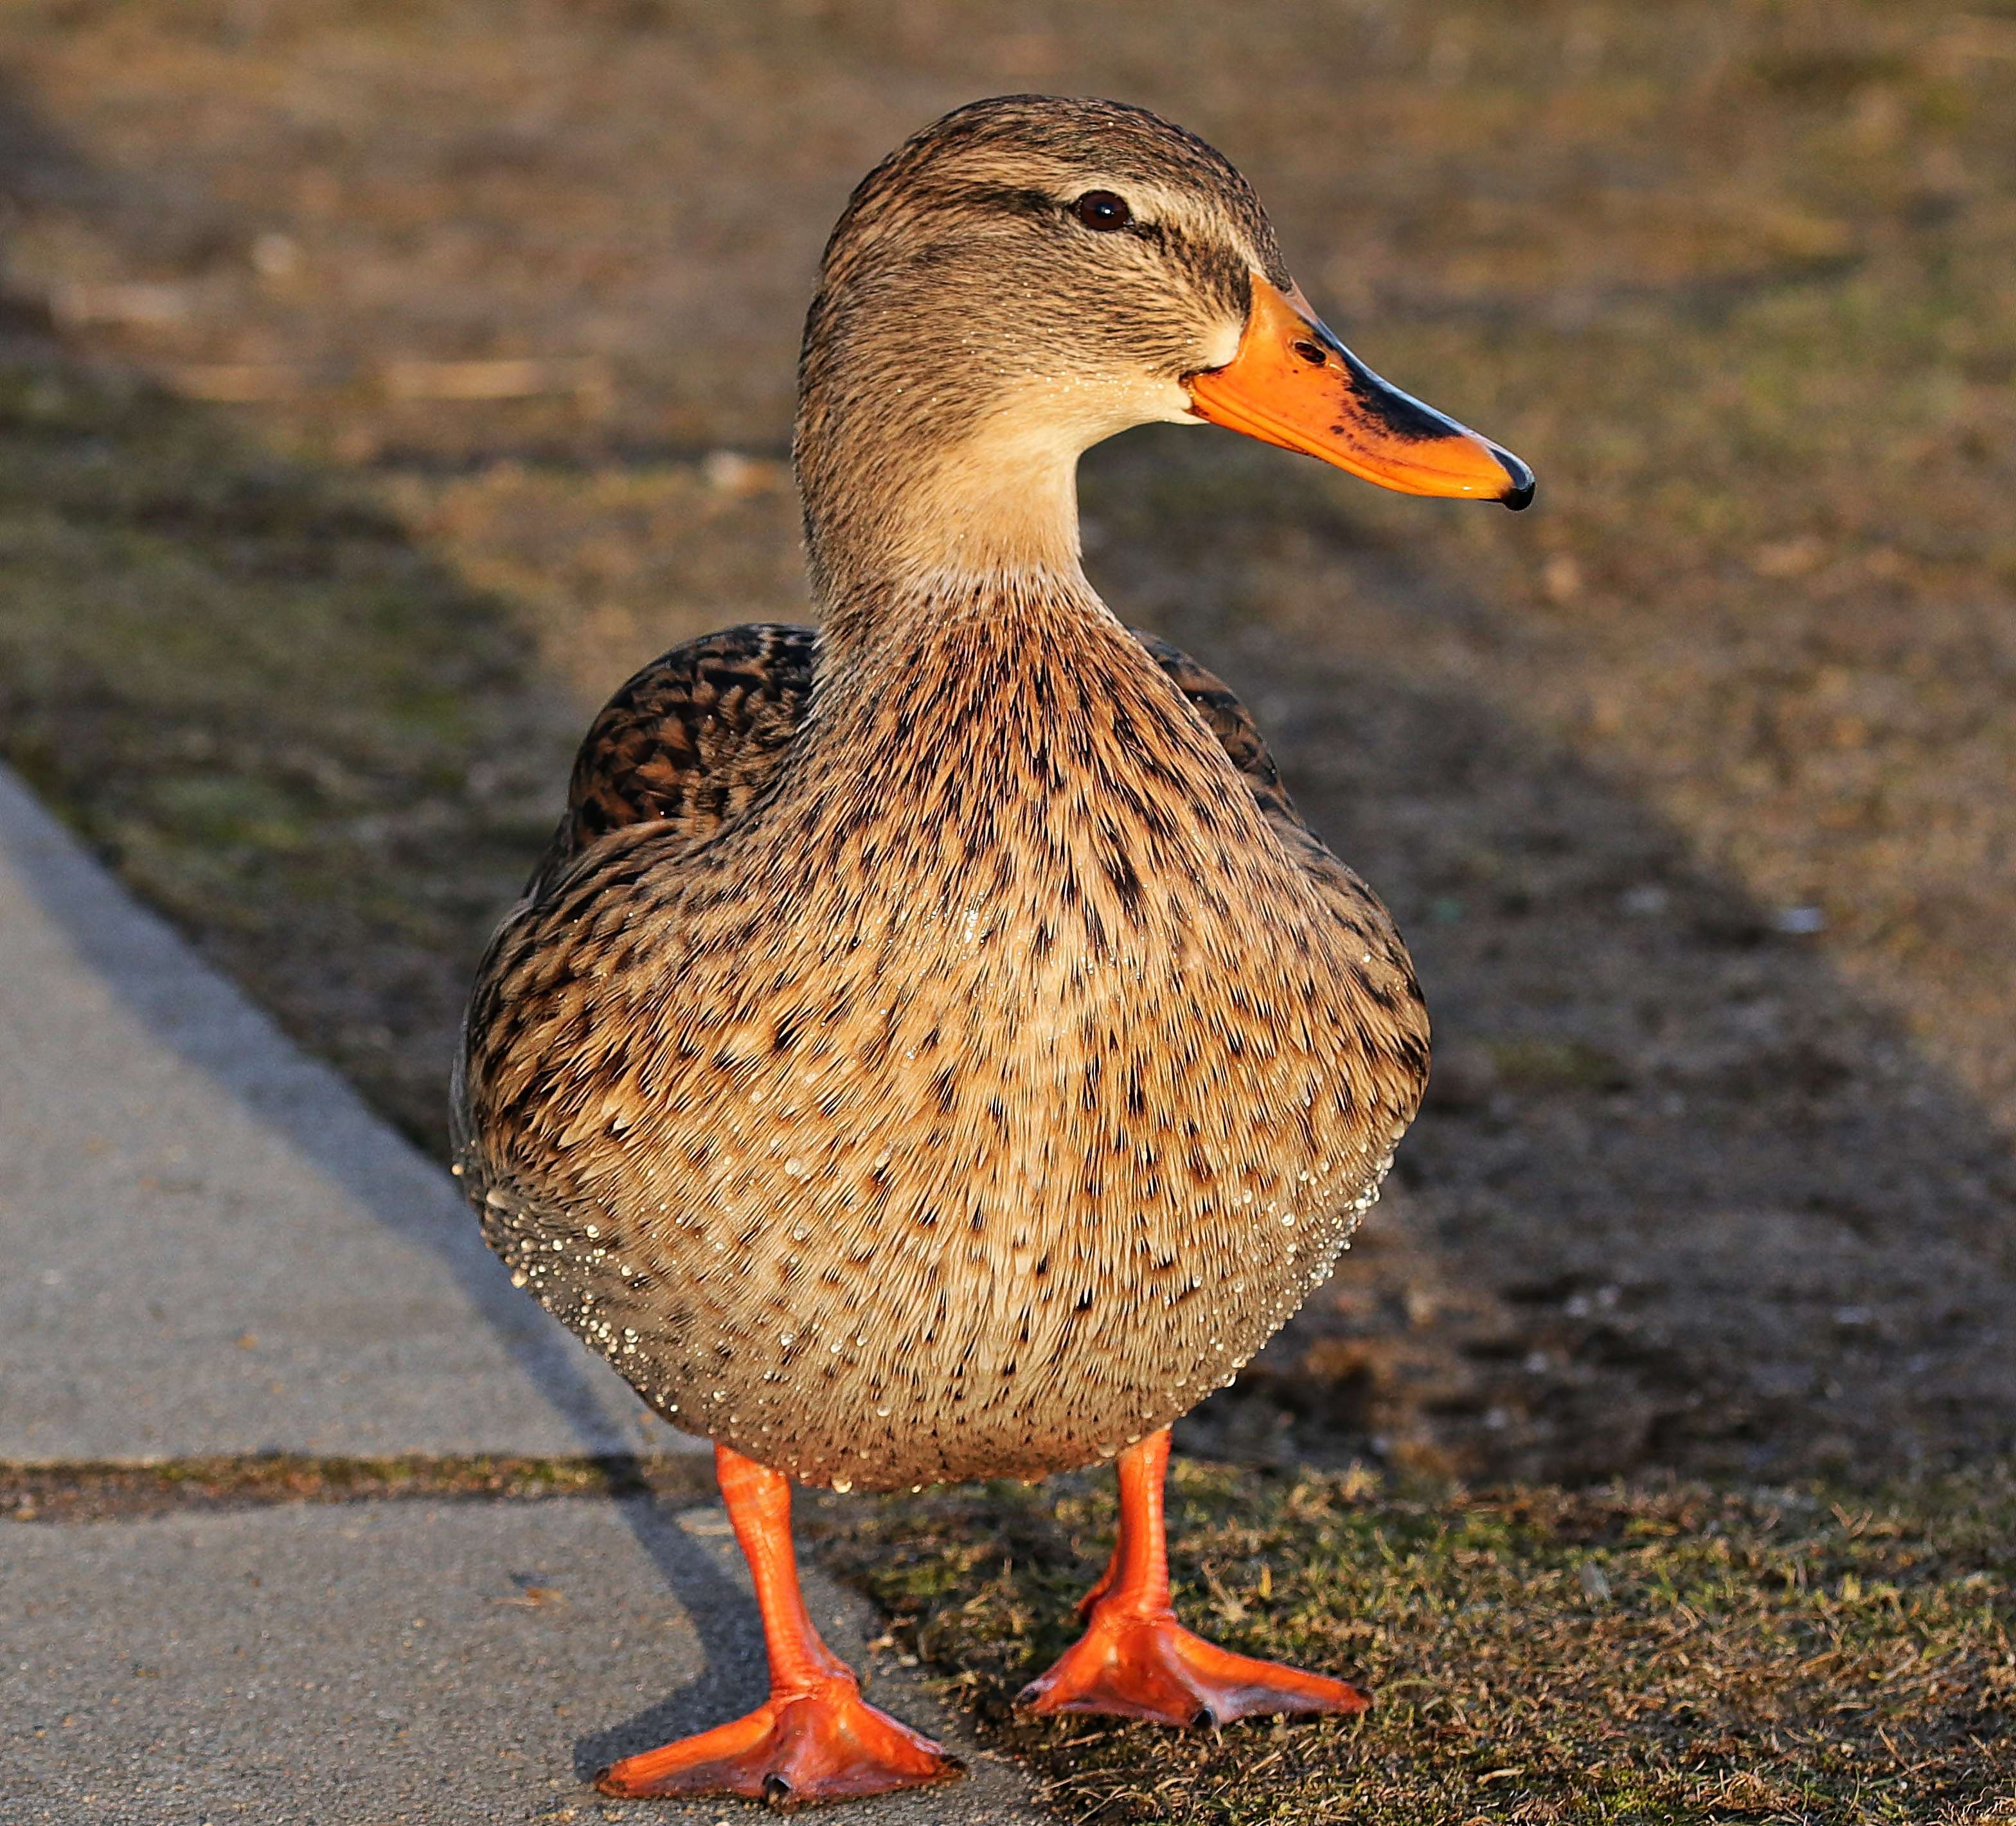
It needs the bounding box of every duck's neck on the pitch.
[763,553,1263,943]
[799,400,1098,655]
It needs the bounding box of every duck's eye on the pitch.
[1071,190,1133,233]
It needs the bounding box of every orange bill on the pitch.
[1186,275,1534,509]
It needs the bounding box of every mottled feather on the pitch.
[533,622,1308,885]
[452,95,1434,1492]
[457,596,1427,1490]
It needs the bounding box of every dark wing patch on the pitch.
[1130,630,1300,830]
[528,623,819,895]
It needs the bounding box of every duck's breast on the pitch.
[465,602,1425,1487]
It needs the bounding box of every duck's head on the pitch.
[798,95,1533,602]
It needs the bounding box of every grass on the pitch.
[11,1446,2010,1820]
[820,1464,2016,1825]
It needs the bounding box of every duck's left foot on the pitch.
[1017,1602,1368,1728]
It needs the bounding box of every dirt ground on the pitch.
[3,0,2015,1492]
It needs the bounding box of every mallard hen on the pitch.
[454,93,1531,1807]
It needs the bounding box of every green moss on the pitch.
[0,1453,716,1519]
[1485,1036,1631,1095]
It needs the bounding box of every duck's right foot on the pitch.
[594,1677,963,1808]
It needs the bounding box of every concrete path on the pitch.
[1,1498,1039,1825]
[0,763,690,1461]
[0,765,1046,1823]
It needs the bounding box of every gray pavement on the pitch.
[0,763,1045,1822]
[0,1498,1042,1824]
[0,764,692,1461]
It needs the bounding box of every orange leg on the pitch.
[596,1444,963,1807]
[1019,1429,1369,1728]
[1073,1539,1121,1620]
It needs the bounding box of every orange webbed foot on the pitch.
[1017,1600,1368,1729]
[595,1675,963,1807]
[1022,1430,1369,1730]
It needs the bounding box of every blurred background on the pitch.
[2,0,2012,1490]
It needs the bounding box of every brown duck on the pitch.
[454,94,1531,1807]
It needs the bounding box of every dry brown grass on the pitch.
[6,0,2015,1489]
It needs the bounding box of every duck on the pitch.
[453,94,1531,1809]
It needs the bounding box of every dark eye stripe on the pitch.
[1071,190,1132,232]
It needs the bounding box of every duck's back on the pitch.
[455,600,1427,1489]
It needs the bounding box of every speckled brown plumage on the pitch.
[452,96,1433,1492]
[522,623,817,900]
[531,622,1295,888]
